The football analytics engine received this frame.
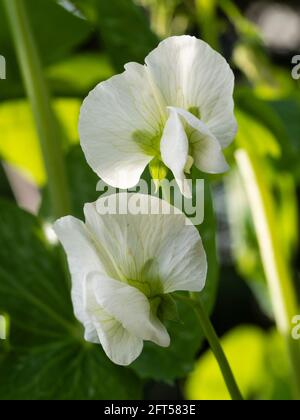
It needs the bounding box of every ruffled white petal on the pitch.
[79,63,163,189]
[84,194,182,283]
[155,223,207,294]
[94,314,143,366]
[86,193,206,294]
[84,274,144,366]
[84,197,170,284]
[172,107,229,174]
[160,108,192,198]
[145,35,237,148]
[53,217,104,343]
[88,272,170,347]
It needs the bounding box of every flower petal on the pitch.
[84,275,144,366]
[145,35,237,148]
[79,63,163,189]
[155,223,207,294]
[87,272,170,348]
[86,193,207,294]
[172,107,229,174]
[84,197,179,284]
[160,108,192,198]
[54,216,104,343]
[94,315,143,366]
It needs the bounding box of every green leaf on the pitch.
[41,145,99,220]
[72,0,158,71]
[0,163,14,201]
[219,0,262,43]
[0,51,115,101]
[131,299,203,382]
[268,97,300,179]
[235,108,281,159]
[0,342,142,400]
[0,0,92,67]
[46,53,114,96]
[0,199,141,400]
[0,0,93,100]
[235,89,300,178]
[0,99,81,186]
[185,326,292,400]
[269,97,300,153]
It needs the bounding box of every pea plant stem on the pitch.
[162,173,242,400]
[177,293,244,401]
[3,0,71,219]
[236,149,300,400]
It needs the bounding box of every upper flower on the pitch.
[54,193,207,366]
[79,36,237,197]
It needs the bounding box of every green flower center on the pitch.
[188,106,201,119]
[132,129,162,157]
[132,106,201,158]
[132,106,201,185]
[126,260,179,323]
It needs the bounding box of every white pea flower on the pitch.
[79,35,237,197]
[54,193,207,366]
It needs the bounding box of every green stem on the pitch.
[178,293,243,400]
[162,173,239,397]
[193,298,243,400]
[3,0,71,219]
[236,149,300,399]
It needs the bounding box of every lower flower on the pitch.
[54,193,207,366]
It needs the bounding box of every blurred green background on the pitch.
[0,0,300,400]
